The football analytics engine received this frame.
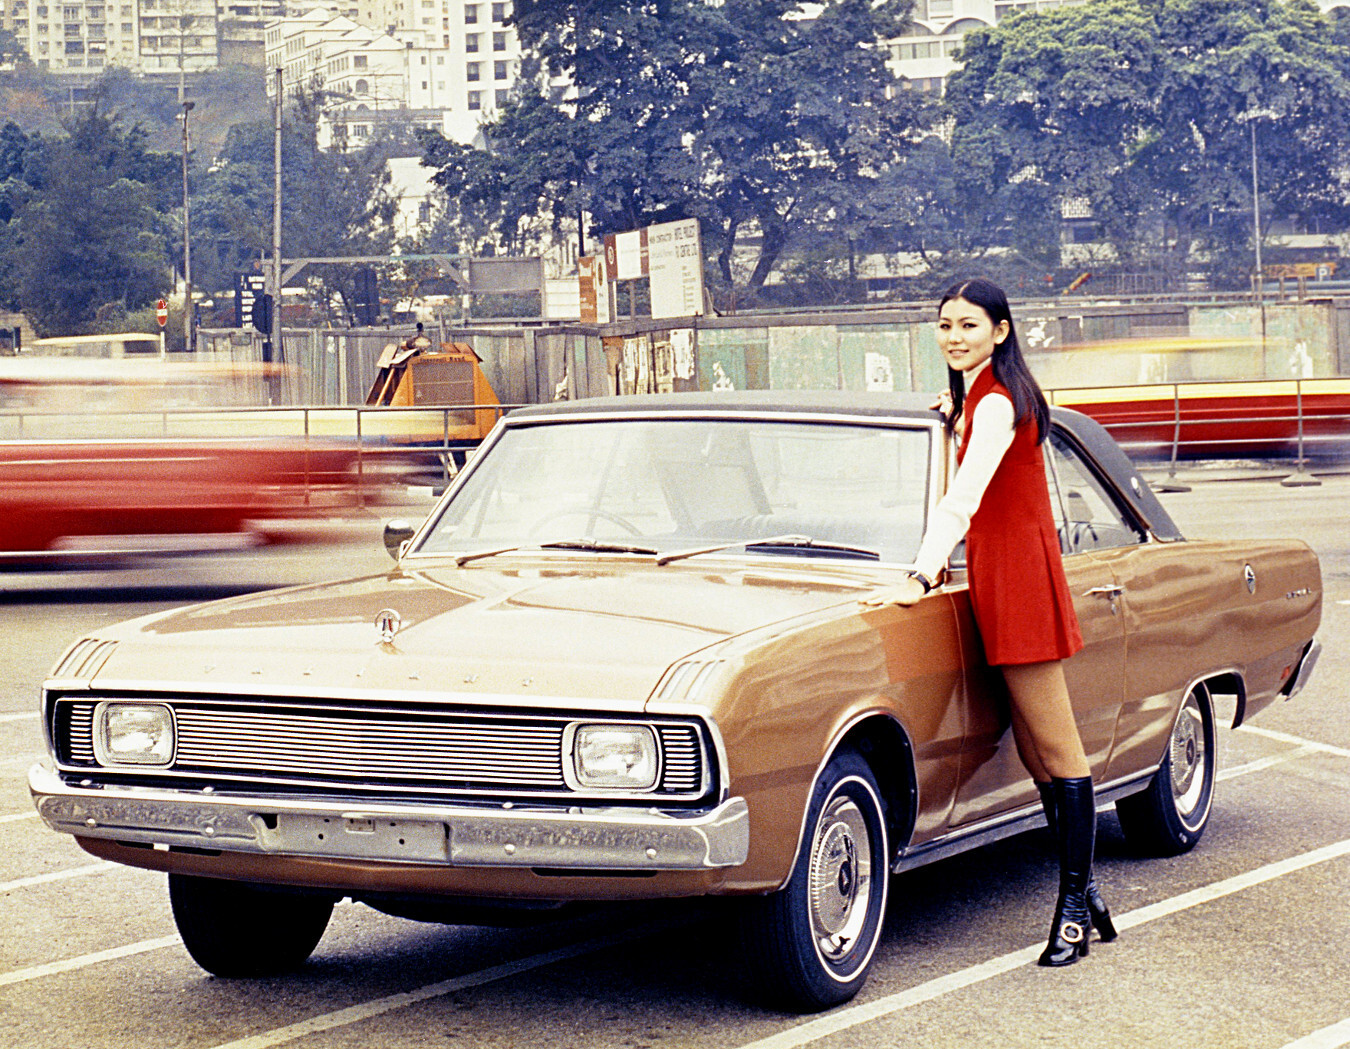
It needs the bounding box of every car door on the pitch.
[947,427,1133,827]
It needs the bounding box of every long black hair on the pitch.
[940,277,1050,444]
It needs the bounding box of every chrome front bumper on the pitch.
[28,764,749,870]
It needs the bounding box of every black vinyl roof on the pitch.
[507,391,1183,541]
[510,389,940,420]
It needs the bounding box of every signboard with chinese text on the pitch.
[646,219,704,319]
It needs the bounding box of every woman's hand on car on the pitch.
[860,576,929,608]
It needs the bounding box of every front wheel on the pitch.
[736,751,890,1012]
[1116,682,1217,856]
[169,874,335,977]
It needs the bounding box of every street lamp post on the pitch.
[1249,116,1263,297]
[1237,107,1277,298]
[181,99,195,353]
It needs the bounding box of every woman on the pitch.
[864,277,1116,966]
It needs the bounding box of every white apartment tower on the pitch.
[264,2,520,149]
[888,0,1079,91]
[0,0,216,74]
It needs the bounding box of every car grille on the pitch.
[52,696,708,800]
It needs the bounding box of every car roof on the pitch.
[509,390,941,420]
[505,391,1184,541]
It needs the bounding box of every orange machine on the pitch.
[366,335,501,441]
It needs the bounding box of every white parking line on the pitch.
[1219,744,1320,781]
[1278,1017,1350,1049]
[206,923,668,1049]
[0,935,181,988]
[154,838,1350,1049]
[0,861,114,895]
[1239,723,1350,760]
[731,837,1350,1049]
[0,712,38,723]
[0,812,37,824]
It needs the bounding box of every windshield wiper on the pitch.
[746,537,879,560]
[454,538,657,567]
[539,538,658,556]
[656,534,807,566]
[657,534,879,566]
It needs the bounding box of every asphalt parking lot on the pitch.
[2,468,1348,1049]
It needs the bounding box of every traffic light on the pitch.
[252,293,273,334]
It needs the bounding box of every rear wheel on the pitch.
[169,874,335,977]
[1116,682,1217,856]
[737,751,889,1012]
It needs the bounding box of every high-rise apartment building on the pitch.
[0,0,215,74]
[264,1,520,148]
[887,0,1048,92]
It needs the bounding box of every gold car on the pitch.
[29,392,1322,1011]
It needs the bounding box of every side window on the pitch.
[1045,431,1145,553]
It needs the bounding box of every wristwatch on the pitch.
[908,571,935,594]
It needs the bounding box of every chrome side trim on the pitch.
[890,768,1157,873]
[28,764,749,871]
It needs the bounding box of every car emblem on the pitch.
[1243,564,1257,594]
[375,608,402,644]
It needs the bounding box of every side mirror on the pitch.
[383,519,416,561]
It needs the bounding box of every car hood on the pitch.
[84,559,877,709]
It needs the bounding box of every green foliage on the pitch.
[193,109,399,322]
[945,0,1350,288]
[423,0,929,306]
[1,110,173,334]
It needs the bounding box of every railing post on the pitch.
[1282,377,1321,487]
[443,409,451,491]
[1153,383,1191,493]
[355,407,365,509]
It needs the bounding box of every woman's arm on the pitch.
[863,392,1016,607]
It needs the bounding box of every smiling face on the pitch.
[937,296,1009,374]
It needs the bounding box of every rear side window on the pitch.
[1044,431,1146,553]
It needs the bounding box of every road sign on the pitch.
[234,273,268,329]
[156,299,168,327]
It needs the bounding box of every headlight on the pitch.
[570,724,658,790]
[93,702,175,767]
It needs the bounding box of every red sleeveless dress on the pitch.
[958,367,1083,665]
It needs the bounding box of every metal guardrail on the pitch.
[4,383,1349,502]
[0,402,526,506]
[1050,377,1350,488]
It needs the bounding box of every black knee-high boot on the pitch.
[1038,776,1102,966]
[1037,781,1117,942]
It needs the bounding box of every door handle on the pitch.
[1083,583,1123,616]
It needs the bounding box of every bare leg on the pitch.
[1001,659,1089,780]
[1009,703,1049,783]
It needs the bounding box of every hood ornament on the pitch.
[375,608,403,645]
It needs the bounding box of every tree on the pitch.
[0,27,26,67]
[194,109,399,323]
[2,111,174,334]
[422,0,928,306]
[945,0,1350,288]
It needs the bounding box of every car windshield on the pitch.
[416,416,933,563]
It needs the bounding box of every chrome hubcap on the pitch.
[1170,691,1208,819]
[809,795,873,962]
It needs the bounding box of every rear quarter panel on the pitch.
[1090,538,1321,780]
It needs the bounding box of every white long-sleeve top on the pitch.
[911,359,1017,582]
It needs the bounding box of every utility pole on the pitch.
[271,66,283,385]
[181,99,195,353]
